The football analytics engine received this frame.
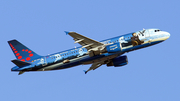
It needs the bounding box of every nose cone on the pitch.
[161,31,170,40]
[165,32,170,38]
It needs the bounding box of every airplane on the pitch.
[8,28,170,75]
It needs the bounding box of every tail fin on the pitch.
[8,39,41,62]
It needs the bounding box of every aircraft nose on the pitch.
[165,32,170,38]
[161,31,170,40]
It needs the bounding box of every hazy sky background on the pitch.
[1,0,180,101]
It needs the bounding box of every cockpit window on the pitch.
[155,30,161,32]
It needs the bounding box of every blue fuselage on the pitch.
[11,29,170,72]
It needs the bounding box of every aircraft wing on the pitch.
[83,52,125,74]
[65,31,104,50]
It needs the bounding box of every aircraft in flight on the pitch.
[8,29,170,75]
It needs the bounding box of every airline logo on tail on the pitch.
[8,40,41,62]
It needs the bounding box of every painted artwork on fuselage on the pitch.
[45,48,87,66]
[131,33,144,46]
[119,30,148,50]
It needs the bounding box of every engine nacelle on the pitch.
[107,55,128,67]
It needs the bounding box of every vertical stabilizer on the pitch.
[8,40,41,62]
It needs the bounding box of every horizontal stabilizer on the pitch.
[11,59,31,67]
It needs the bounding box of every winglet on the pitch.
[64,31,69,35]
[83,70,87,74]
[18,71,25,75]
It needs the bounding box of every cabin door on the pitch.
[119,42,122,51]
[145,30,150,38]
[41,57,47,66]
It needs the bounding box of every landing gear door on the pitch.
[118,36,129,50]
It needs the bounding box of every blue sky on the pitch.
[1,0,180,101]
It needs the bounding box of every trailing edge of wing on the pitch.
[11,59,31,67]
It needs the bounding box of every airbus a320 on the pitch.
[8,29,170,75]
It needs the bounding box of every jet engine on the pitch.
[107,55,128,67]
